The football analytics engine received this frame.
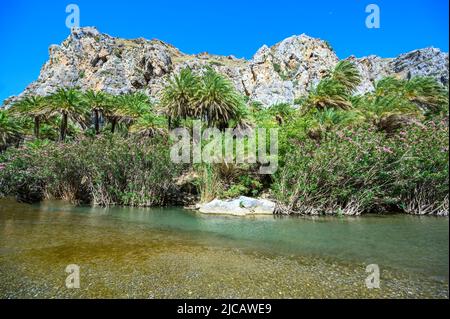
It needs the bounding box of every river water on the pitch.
[0,198,448,298]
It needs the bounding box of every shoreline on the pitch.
[2,197,448,218]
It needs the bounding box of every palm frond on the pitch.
[331,61,361,93]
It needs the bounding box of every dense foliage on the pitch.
[273,121,449,215]
[0,135,183,206]
[0,64,448,215]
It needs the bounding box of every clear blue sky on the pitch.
[0,0,448,103]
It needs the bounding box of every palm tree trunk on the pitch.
[60,112,68,141]
[111,119,117,134]
[218,121,227,131]
[34,116,40,139]
[94,110,100,135]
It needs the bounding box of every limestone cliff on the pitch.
[3,27,448,108]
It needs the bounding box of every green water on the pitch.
[0,198,448,298]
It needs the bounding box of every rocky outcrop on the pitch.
[197,196,276,216]
[2,27,448,108]
[244,35,338,105]
[345,55,393,94]
[347,47,449,95]
[393,48,449,84]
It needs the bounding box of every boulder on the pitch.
[198,196,276,216]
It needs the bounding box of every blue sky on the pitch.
[0,0,448,103]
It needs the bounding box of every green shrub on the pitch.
[273,120,449,215]
[221,184,248,199]
[0,135,184,206]
[221,175,263,198]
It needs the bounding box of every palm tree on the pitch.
[108,92,151,133]
[12,96,48,139]
[193,68,244,129]
[107,94,133,134]
[160,67,199,127]
[373,77,405,98]
[83,90,111,134]
[48,88,88,141]
[106,95,123,134]
[331,60,361,93]
[354,77,425,132]
[304,61,361,112]
[0,110,21,150]
[404,77,448,113]
[267,103,295,126]
[306,78,352,111]
[372,76,448,113]
[368,94,420,121]
[129,112,167,137]
[115,92,151,122]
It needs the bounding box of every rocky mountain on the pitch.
[3,27,449,108]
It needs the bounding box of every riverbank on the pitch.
[0,199,448,298]
[1,60,449,216]
[0,116,448,216]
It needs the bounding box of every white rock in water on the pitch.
[198,196,276,216]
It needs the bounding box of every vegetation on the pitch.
[160,67,199,125]
[0,135,182,206]
[193,68,245,129]
[0,110,21,151]
[83,90,110,134]
[49,88,89,141]
[12,96,48,138]
[0,64,448,215]
[304,61,361,111]
[161,68,245,129]
[273,121,449,215]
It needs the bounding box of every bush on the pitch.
[0,135,184,206]
[273,120,449,215]
[221,175,263,199]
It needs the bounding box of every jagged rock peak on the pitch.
[2,27,448,108]
[393,47,449,84]
[346,47,449,95]
[71,26,102,37]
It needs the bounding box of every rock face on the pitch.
[2,27,448,108]
[198,196,276,216]
[347,47,449,95]
[245,35,339,106]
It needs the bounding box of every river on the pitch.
[0,198,448,298]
